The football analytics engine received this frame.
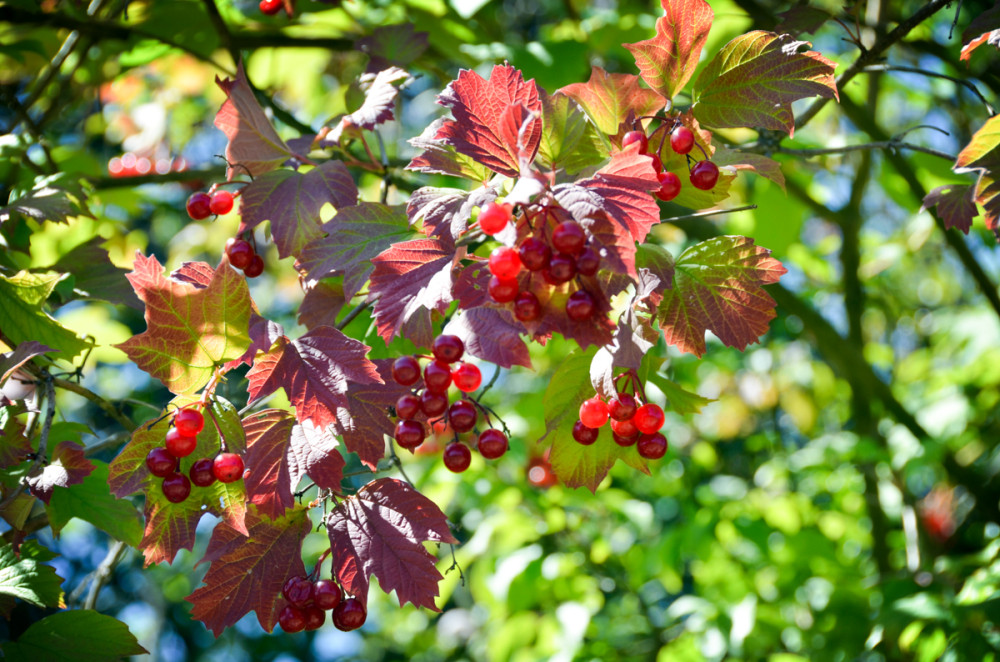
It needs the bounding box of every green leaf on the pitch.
[1,609,147,661]
[957,556,1000,605]
[0,540,65,609]
[0,271,92,360]
[0,175,93,226]
[536,92,605,175]
[955,114,1000,234]
[46,461,143,546]
[646,373,714,415]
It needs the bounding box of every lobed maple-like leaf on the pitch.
[711,145,786,191]
[214,62,292,180]
[954,114,1000,236]
[452,261,492,309]
[635,243,675,308]
[115,253,252,395]
[25,441,94,504]
[239,160,358,259]
[433,64,543,178]
[325,478,457,610]
[408,186,497,242]
[692,31,838,137]
[575,145,662,247]
[655,235,786,357]
[608,307,660,372]
[356,23,429,73]
[960,3,1000,62]
[187,507,311,636]
[324,67,412,143]
[138,494,205,567]
[331,359,412,469]
[49,237,142,309]
[224,312,283,371]
[559,68,665,137]
[0,175,94,227]
[443,307,531,369]
[922,184,979,234]
[406,118,494,181]
[536,92,606,175]
[624,0,714,100]
[298,281,347,330]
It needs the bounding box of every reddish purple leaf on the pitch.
[214,62,292,180]
[325,478,457,610]
[452,261,492,309]
[170,261,215,288]
[635,243,676,308]
[577,146,662,245]
[954,115,1000,236]
[407,118,494,181]
[624,0,714,100]
[444,307,531,369]
[0,412,29,470]
[291,421,345,491]
[608,307,659,371]
[332,359,412,469]
[298,281,347,330]
[25,441,93,504]
[922,184,979,234]
[775,6,833,35]
[559,68,665,136]
[139,495,205,566]
[356,24,429,73]
[224,312,283,371]
[0,341,53,384]
[408,186,497,242]
[961,3,1000,61]
[324,68,412,143]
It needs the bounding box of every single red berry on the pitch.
[566,290,596,322]
[162,473,191,503]
[579,397,609,429]
[278,605,306,633]
[488,246,522,280]
[572,420,599,445]
[656,172,682,202]
[432,334,464,363]
[513,291,542,322]
[610,417,640,440]
[478,429,508,459]
[212,453,245,483]
[690,160,720,190]
[186,192,212,220]
[395,393,420,420]
[608,393,637,421]
[478,202,512,235]
[283,576,314,608]
[622,130,648,154]
[394,419,426,449]
[650,153,663,174]
[612,431,638,447]
[146,447,177,478]
[575,247,600,276]
[489,276,519,303]
[423,360,453,393]
[634,403,665,434]
[419,390,449,417]
[391,356,421,386]
[552,221,586,256]
[545,253,576,283]
[443,442,472,473]
[332,597,367,631]
[209,190,234,215]
[448,400,478,433]
[174,408,204,436]
[518,237,551,271]
[452,363,482,392]
[243,254,265,278]
[165,427,197,458]
[189,458,216,487]
[260,0,282,15]
[670,126,695,155]
[226,238,255,270]
[637,432,668,459]
[313,579,343,610]
[303,605,325,631]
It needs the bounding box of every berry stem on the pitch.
[205,403,228,452]
[387,437,416,485]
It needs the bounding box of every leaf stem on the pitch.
[336,301,371,331]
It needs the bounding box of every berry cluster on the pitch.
[277,575,366,633]
[224,236,265,278]
[573,379,668,460]
[144,407,245,503]
[186,189,235,220]
[391,335,509,472]
[622,121,720,202]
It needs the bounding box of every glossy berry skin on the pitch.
[423,360,453,393]
[566,290,596,322]
[488,276,519,303]
[162,473,191,503]
[419,390,449,417]
[545,253,576,283]
[572,420,599,445]
[477,429,508,459]
[283,576,314,608]
[513,291,542,322]
[488,246,521,280]
[278,605,306,633]
[395,393,420,420]
[448,400,478,433]
[260,0,282,14]
[209,190,234,215]
[634,403,665,434]
[622,130,648,154]
[690,160,720,190]
[394,420,425,449]
[391,356,421,386]
[432,335,464,363]
[146,447,178,478]
[304,605,325,631]
[579,397,609,429]
[452,362,482,392]
[609,393,637,421]
[165,427,197,458]
[637,432,668,459]
[610,417,640,440]
[212,453,245,483]
[174,408,204,436]
[443,442,472,473]
[226,238,254,270]
[186,192,212,220]
[552,221,586,256]
[576,247,600,277]
[612,431,638,447]
[478,202,512,235]
[313,579,343,610]
[656,171,682,202]
[189,458,216,487]
[332,597,367,631]
[518,237,551,271]
[670,126,695,155]
[243,254,265,278]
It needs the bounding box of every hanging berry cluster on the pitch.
[186,187,265,278]
[277,573,367,633]
[574,372,668,460]
[622,119,720,202]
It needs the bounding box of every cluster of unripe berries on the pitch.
[574,392,668,460]
[391,335,509,472]
[621,123,720,201]
[277,575,366,633]
[144,407,245,503]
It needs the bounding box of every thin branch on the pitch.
[200,0,241,71]
[387,438,415,486]
[83,541,126,610]
[661,204,757,223]
[83,431,131,457]
[52,377,136,432]
[862,64,995,115]
[761,141,955,161]
[85,167,229,190]
[336,301,371,331]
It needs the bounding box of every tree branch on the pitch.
[83,540,126,610]
[862,64,995,116]
[52,377,136,432]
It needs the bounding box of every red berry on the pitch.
[443,442,472,473]
[226,238,255,270]
[278,605,306,633]
[146,447,177,478]
[162,473,191,503]
[304,605,325,631]
[394,419,426,449]
[478,202,512,235]
[637,432,668,459]
[656,172,682,202]
[670,126,695,155]
[545,253,576,283]
[260,0,282,14]
[332,597,367,631]
[452,363,482,392]
[186,192,212,220]
[189,458,216,487]
[575,247,600,276]
[513,291,542,322]
[395,393,420,420]
[518,237,551,271]
[552,221,586,256]
[612,431,638,447]
[572,420,599,445]
[488,246,521,280]
[209,190,234,215]
[622,130,648,154]
[579,397,609,429]
[423,360,452,393]
[566,290,596,322]
[690,160,720,190]
[174,408,204,436]
[313,579,342,610]
[610,417,640,440]
[165,427,197,458]
[448,400,478,433]
[650,153,663,174]
[478,429,508,459]
[609,393,637,421]
[283,576,314,608]
[243,254,265,278]
[212,453,245,483]
[432,334,464,363]
[391,356,421,386]
[489,276,519,303]
[634,403,665,434]
[419,390,449,417]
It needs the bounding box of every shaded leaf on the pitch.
[646,373,713,415]
[26,441,94,505]
[635,243,676,307]
[0,609,147,661]
[333,359,412,469]
[0,341,52,384]
[325,67,412,142]
[536,92,606,175]
[922,184,979,234]
[0,540,64,609]
[0,271,92,360]
[961,2,1000,61]
[954,114,1000,235]
[223,312,283,371]
[608,307,660,371]
[0,176,93,226]
[775,6,833,36]
[444,307,531,369]
[298,281,347,330]
[0,408,30,470]
[49,237,142,309]
[576,145,662,246]
[558,67,665,136]
[214,62,292,180]
[711,145,786,190]
[623,0,714,100]
[356,23,429,72]
[46,461,143,546]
